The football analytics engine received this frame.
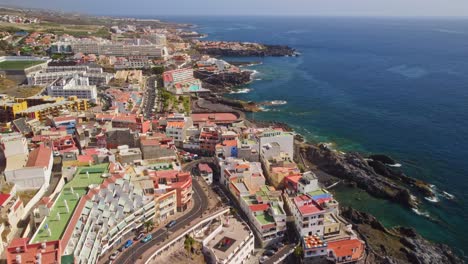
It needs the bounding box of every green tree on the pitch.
[184,235,195,257]
[151,66,165,75]
[294,245,303,260]
[144,220,155,233]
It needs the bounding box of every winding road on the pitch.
[112,178,208,264]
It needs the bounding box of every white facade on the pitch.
[202,214,254,264]
[259,130,294,159]
[63,177,156,264]
[68,39,167,57]
[47,76,98,102]
[0,133,28,158]
[289,196,326,237]
[4,146,53,190]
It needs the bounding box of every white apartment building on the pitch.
[4,145,53,190]
[68,39,167,58]
[28,70,113,86]
[201,214,254,264]
[259,129,294,159]
[62,176,156,264]
[164,113,194,146]
[219,157,265,188]
[239,187,287,246]
[46,76,98,103]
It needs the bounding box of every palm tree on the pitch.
[143,220,154,233]
[184,235,195,257]
[293,245,303,263]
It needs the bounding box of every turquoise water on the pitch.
[160,16,468,257]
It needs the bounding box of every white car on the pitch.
[109,251,119,260]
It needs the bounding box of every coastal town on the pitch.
[0,6,463,264]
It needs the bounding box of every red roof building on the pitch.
[150,170,192,211]
[327,238,365,263]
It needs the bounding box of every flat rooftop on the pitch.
[31,163,109,243]
[206,216,252,262]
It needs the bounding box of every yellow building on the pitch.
[16,96,89,121]
[0,100,28,122]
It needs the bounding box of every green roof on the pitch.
[61,254,75,264]
[308,189,328,197]
[255,213,275,225]
[0,60,45,70]
[31,164,109,243]
[66,164,108,189]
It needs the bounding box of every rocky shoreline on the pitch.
[196,44,297,57]
[341,207,463,264]
[194,46,464,264]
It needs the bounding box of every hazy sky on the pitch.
[3,0,468,17]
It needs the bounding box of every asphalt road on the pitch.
[113,178,208,264]
[142,76,158,119]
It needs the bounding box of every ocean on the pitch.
[160,15,468,257]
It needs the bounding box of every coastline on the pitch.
[193,53,464,262]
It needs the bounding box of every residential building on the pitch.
[4,145,53,190]
[162,68,203,94]
[15,96,89,121]
[239,186,287,246]
[0,193,25,248]
[27,65,113,86]
[14,163,157,264]
[163,113,193,146]
[198,163,213,185]
[219,157,264,189]
[55,38,168,57]
[46,75,98,103]
[326,238,365,263]
[302,235,328,259]
[260,142,300,188]
[0,100,28,122]
[116,145,142,164]
[140,136,176,160]
[96,113,151,133]
[201,214,255,264]
[259,129,294,159]
[150,170,192,211]
[199,124,222,154]
[284,171,319,195]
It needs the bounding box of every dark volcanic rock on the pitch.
[341,207,464,264]
[197,44,296,57]
[194,70,252,93]
[302,143,419,208]
[369,154,397,165]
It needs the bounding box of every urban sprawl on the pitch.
[0,11,365,264]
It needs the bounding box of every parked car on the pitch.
[109,251,119,260]
[166,220,177,228]
[263,249,275,257]
[134,233,145,241]
[259,255,269,263]
[124,239,133,248]
[141,234,153,243]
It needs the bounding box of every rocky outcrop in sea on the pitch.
[194,70,252,93]
[301,143,436,208]
[341,207,463,264]
[197,44,297,57]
